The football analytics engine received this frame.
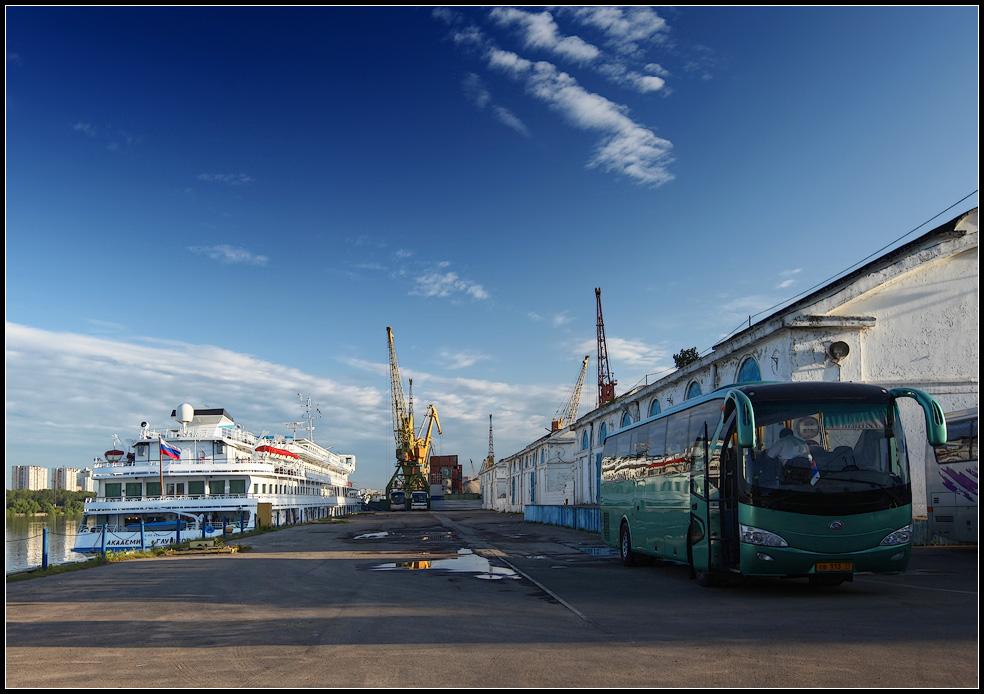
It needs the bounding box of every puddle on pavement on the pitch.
[370,548,519,580]
[354,532,391,539]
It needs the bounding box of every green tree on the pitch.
[673,347,700,369]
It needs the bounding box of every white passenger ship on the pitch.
[73,403,360,553]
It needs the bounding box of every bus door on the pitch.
[689,420,722,577]
[690,411,739,580]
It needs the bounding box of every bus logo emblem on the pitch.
[829,521,844,531]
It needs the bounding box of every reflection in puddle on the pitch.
[354,532,391,539]
[371,549,519,580]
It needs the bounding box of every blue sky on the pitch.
[5,6,978,490]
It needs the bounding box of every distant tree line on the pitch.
[6,489,94,516]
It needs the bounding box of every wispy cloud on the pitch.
[496,54,674,186]
[5,323,385,473]
[197,173,256,186]
[412,266,489,301]
[775,268,802,289]
[438,348,492,370]
[491,7,601,64]
[189,244,269,266]
[564,6,670,57]
[463,73,531,137]
[552,311,573,328]
[436,8,675,187]
[72,122,97,137]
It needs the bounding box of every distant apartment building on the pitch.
[78,468,96,493]
[52,467,83,492]
[11,465,49,490]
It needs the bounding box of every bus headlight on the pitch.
[880,524,913,546]
[740,524,788,547]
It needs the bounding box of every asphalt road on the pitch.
[5,510,978,688]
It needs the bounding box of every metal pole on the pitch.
[42,527,49,570]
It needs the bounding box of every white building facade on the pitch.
[485,208,978,521]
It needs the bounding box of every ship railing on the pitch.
[87,493,252,505]
[138,425,258,446]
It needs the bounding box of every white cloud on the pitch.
[412,270,489,301]
[4,323,385,481]
[491,7,601,64]
[189,244,269,266]
[73,122,96,137]
[463,73,531,137]
[565,6,670,56]
[438,349,492,370]
[552,311,573,328]
[492,105,531,137]
[197,173,256,186]
[511,58,674,186]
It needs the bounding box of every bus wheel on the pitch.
[619,524,637,567]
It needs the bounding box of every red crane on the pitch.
[596,288,617,406]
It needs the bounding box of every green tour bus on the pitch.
[600,381,946,586]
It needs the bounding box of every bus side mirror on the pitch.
[890,387,947,446]
[726,390,757,448]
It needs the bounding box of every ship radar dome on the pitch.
[175,403,195,425]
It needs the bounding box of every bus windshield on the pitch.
[741,401,910,512]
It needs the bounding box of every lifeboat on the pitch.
[255,444,299,461]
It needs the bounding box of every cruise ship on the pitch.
[73,403,360,553]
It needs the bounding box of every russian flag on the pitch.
[160,439,182,460]
[810,458,821,486]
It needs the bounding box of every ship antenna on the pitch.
[298,393,322,442]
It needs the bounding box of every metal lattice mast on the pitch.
[482,414,495,472]
[596,288,617,407]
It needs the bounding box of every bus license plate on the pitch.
[816,562,853,572]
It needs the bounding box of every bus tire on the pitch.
[619,523,638,567]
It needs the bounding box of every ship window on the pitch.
[229,480,246,494]
[209,480,226,495]
[253,483,259,494]
[125,482,142,497]
[105,483,122,498]
[146,482,161,496]
[188,480,205,495]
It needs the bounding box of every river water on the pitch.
[5,515,88,574]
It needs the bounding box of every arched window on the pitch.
[686,381,702,400]
[599,422,608,444]
[737,357,762,383]
[620,411,632,428]
[648,399,661,417]
[581,430,589,450]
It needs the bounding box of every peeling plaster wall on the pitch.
[566,212,978,518]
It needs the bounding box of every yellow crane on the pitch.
[386,326,442,495]
[551,355,590,431]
